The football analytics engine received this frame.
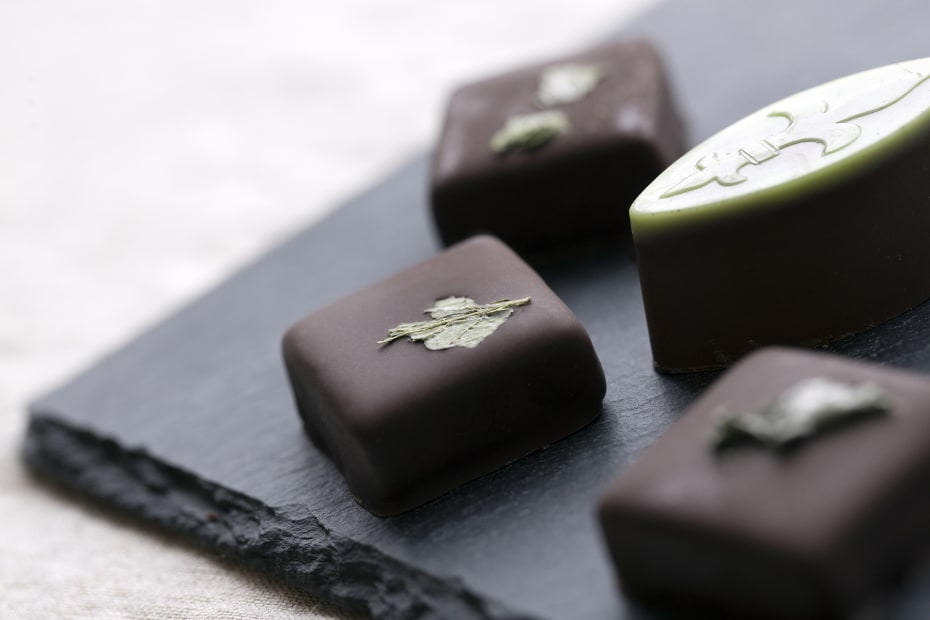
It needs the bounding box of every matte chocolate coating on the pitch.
[283,235,605,516]
[431,39,686,254]
[599,347,930,620]
[631,58,930,372]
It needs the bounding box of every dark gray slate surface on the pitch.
[23,1,930,618]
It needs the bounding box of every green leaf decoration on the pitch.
[710,377,891,451]
[490,110,569,154]
[378,296,531,350]
[537,62,605,107]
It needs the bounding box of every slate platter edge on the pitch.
[22,414,537,620]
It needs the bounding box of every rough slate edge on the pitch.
[22,0,930,619]
[23,420,532,620]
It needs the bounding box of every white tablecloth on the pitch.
[0,1,659,616]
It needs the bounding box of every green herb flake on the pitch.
[378,296,531,351]
[490,110,569,154]
[537,62,605,107]
[710,377,892,451]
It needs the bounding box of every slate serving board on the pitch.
[23,1,930,618]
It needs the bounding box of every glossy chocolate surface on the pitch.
[632,59,930,372]
[599,347,930,619]
[431,39,685,254]
[283,235,605,516]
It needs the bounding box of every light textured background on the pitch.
[0,1,660,617]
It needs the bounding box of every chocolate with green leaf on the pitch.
[283,235,604,516]
[599,347,930,620]
[431,39,685,253]
[631,57,930,372]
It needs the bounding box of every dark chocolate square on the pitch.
[430,39,686,253]
[599,347,930,620]
[283,235,605,516]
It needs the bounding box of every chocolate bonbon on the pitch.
[631,58,930,373]
[599,347,930,619]
[282,235,605,516]
[431,39,686,253]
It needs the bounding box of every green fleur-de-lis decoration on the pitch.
[657,61,930,199]
[710,377,891,451]
[490,111,569,154]
[378,296,531,351]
